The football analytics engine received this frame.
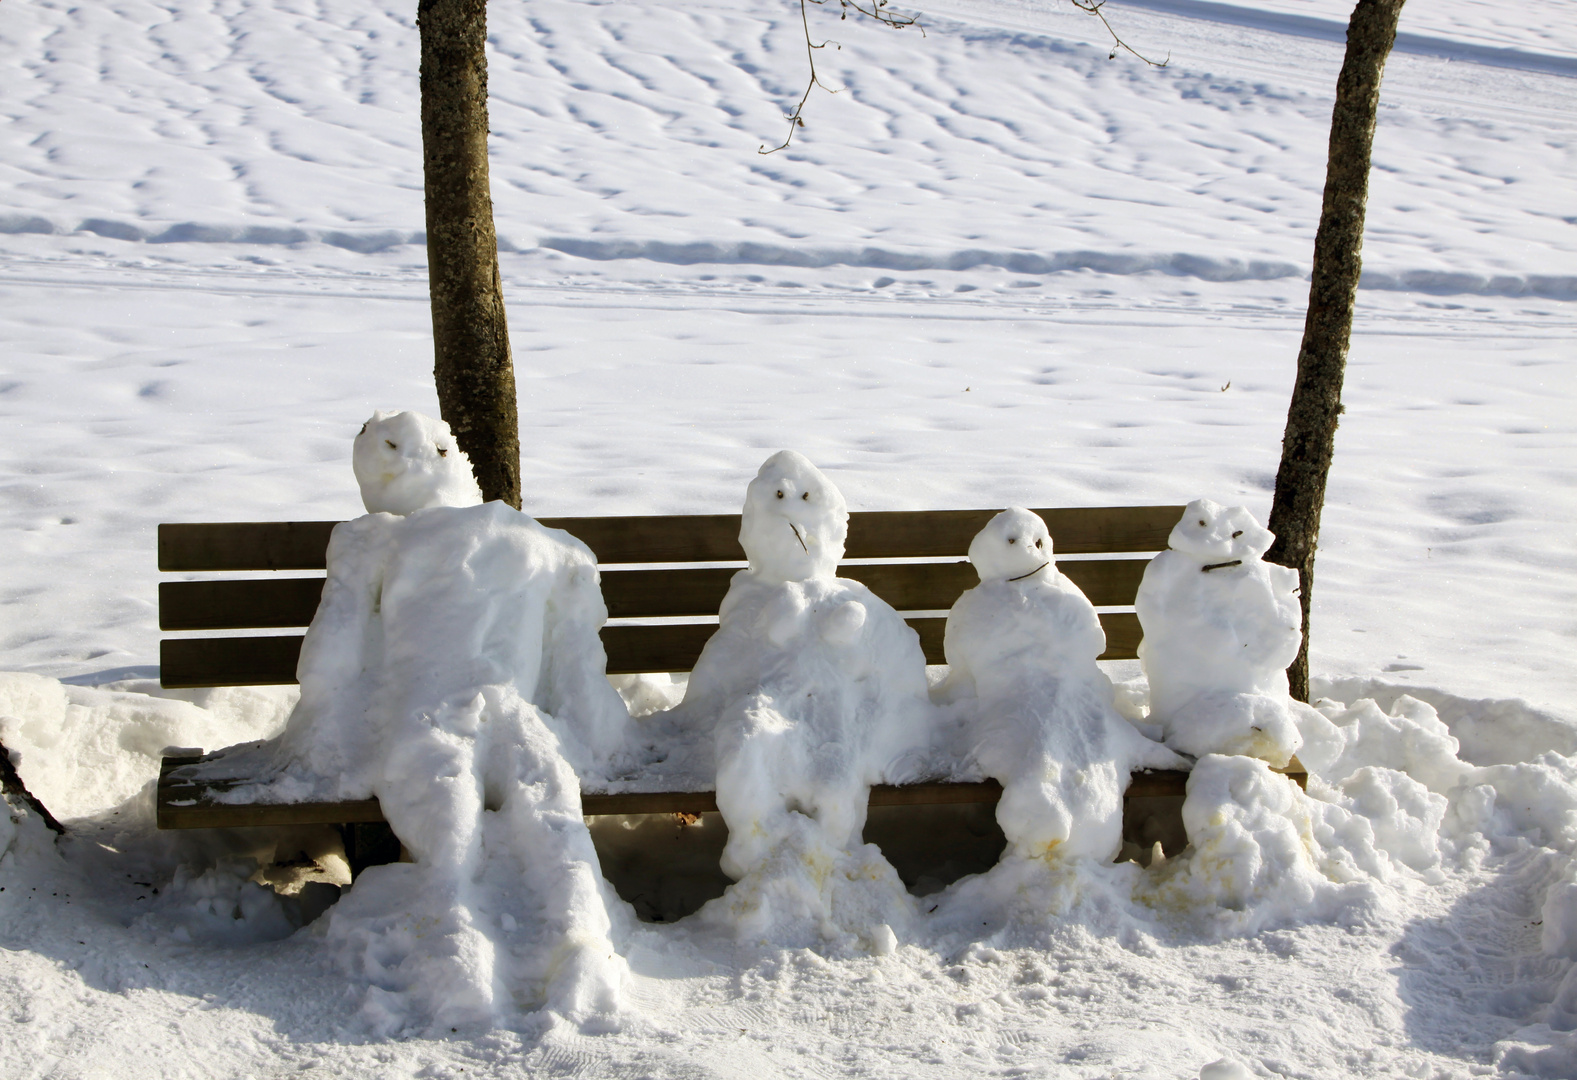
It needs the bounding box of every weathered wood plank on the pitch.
[597,558,1149,620]
[545,507,1182,562]
[538,514,743,563]
[155,758,1307,829]
[157,506,1183,572]
[159,521,340,572]
[1095,611,1142,662]
[908,611,1142,665]
[158,609,1148,687]
[159,578,326,631]
[599,623,719,675]
[160,635,305,688]
[158,559,1153,632]
[846,506,1182,559]
[158,794,387,829]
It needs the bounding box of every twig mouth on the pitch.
[789,522,809,553]
[1201,559,1243,573]
[1008,561,1050,582]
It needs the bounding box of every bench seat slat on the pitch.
[159,507,1183,572]
[155,760,1309,829]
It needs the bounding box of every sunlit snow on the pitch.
[3,0,1577,1075]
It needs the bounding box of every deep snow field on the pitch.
[2,0,1576,1075]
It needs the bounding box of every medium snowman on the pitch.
[941,508,1183,863]
[1135,499,1303,766]
[676,451,932,946]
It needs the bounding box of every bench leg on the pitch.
[340,821,403,879]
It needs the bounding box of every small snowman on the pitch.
[941,508,1183,863]
[1135,499,1303,766]
[352,409,482,515]
[674,451,932,947]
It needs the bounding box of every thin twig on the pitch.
[1068,0,1168,66]
[762,0,1161,153]
[0,738,66,835]
[761,0,922,154]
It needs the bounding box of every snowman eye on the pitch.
[801,491,810,501]
[1035,539,1043,549]
[1231,530,1242,538]
[386,440,398,450]
[1198,520,1207,527]
[1007,537,1016,545]
[776,490,784,499]
[358,423,368,435]
[437,445,448,458]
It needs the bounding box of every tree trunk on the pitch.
[1266,0,1406,702]
[418,0,521,508]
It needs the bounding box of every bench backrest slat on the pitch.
[158,506,1179,689]
[159,521,340,572]
[158,506,1181,572]
[156,611,1146,689]
[159,557,1152,632]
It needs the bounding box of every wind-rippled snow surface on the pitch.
[2,0,1576,1075]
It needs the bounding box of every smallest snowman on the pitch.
[1135,499,1303,766]
[940,508,1182,864]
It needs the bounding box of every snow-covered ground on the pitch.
[1,0,1575,1075]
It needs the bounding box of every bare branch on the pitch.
[1068,0,1168,67]
[760,0,1162,154]
[760,0,922,154]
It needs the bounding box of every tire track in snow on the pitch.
[2,255,1574,337]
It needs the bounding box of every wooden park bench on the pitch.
[154,506,1306,916]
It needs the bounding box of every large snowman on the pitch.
[938,508,1183,865]
[677,451,933,948]
[1135,499,1304,766]
[228,410,632,1032]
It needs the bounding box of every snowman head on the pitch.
[1167,499,1275,562]
[968,507,1055,584]
[352,410,483,516]
[740,450,848,582]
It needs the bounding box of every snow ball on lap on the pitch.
[1136,499,1303,766]
[353,409,482,515]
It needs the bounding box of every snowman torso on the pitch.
[943,574,1107,700]
[284,501,629,787]
[1136,546,1301,717]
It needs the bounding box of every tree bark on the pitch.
[418,0,521,507]
[1266,0,1406,701]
